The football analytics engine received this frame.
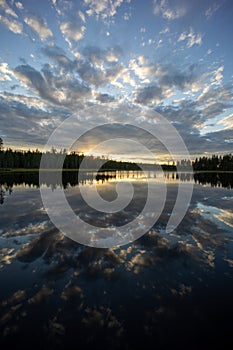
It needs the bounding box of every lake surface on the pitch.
[0,171,233,349]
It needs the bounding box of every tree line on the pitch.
[192,154,233,171]
[0,147,141,171]
[0,138,232,171]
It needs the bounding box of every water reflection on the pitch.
[1,170,233,205]
[0,170,232,190]
[0,170,233,349]
[194,171,233,189]
[0,184,13,205]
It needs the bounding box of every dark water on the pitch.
[0,171,233,349]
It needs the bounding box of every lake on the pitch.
[0,171,233,349]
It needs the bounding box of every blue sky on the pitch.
[0,0,233,161]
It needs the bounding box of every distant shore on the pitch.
[1,168,233,173]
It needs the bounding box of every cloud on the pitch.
[2,92,46,109]
[135,85,163,105]
[14,64,91,107]
[129,58,202,93]
[197,82,232,106]
[71,46,125,88]
[105,47,122,63]
[0,62,13,81]
[0,0,18,18]
[24,15,53,41]
[123,12,131,20]
[217,114,233,130]
[205,1,224,19]
[42,44,126,90]
[133,63,202,104]
[178,28,203,48]
[82,45,122,67]
[38,41,233,159]
[60,21,85,46]
[203,128,233,150]
[0,14,23,34]
[78,10,86,22]
[84,0,126,21]
[160,64,199,90]
[153,0,186,20]
[95,92,115,103]
[49,42,143,100]
[0,95,60,146]
[15,2,24,10]
[211,66,224,86]
[42,45,75,70]
[201,101,229,119]
[129,58,156,82]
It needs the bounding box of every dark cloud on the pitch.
[0,95,66,146]
[197,85,233,107]
[135,85,163,104]
[134,63,201,105]
[41,45,75,70]
[201,102,230,119]
[159,63,199,90]
[82,45,122,65]
[95,93,115,103]
[14,64,91,107]
[41,44,124,88]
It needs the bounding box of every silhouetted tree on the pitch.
[193,154,233,171]
[0,137,3,150]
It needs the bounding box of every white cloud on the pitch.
[178,28,203,48]
[160,26,170,34]
[199,66,225,97]
[15,2,24,10]
[0,14,23,34]
[153,0,186,20]
[106,52,118,63]
[0,0,18,18]
[217,114,233,130]
[211,66,224,85]
[205,2,223,20]
[78,10,86,22]
[105,47,122,63]
[0,62,13,81]
[2,92,46,109]
[24,15,53,41]
[123,12,131,20]
[121,68,137,87]
[137,56,148,66]
[60,22,85,46]
[84,0,125,20]
[129,58,160,82]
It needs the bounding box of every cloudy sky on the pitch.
[0,0,233,161]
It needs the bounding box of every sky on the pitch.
[0,0,233,162]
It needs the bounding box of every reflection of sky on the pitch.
[0,172,233,348]
[196,202,233,229]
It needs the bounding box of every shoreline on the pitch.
[1,168,233,173]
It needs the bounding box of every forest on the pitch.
[0,147,141,171]
[192,154,233,171]
[0,138,232,171]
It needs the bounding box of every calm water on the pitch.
[0,171,233,349]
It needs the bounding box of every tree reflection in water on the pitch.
[0,171,233,191]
